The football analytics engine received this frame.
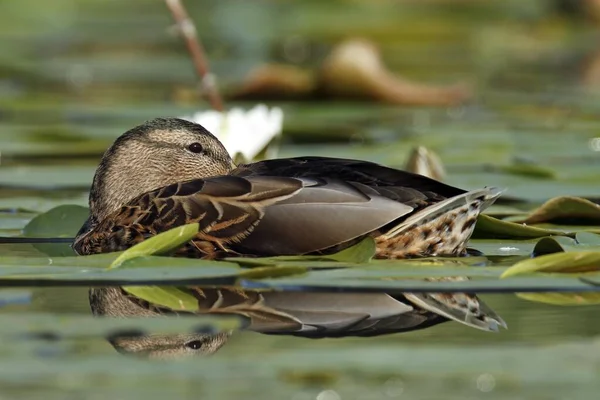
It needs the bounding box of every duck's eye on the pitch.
[185,340,204,350]
[187,142,204,154]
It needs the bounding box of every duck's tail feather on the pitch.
[376,187,504,258]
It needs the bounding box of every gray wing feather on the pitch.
[237,177,414,255]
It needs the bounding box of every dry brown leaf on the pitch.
[319,39,472,106]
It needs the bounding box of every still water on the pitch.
[0,286,598,399]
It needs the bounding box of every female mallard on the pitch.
[73,117,501,259]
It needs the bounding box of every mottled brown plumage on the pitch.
[73,117,502,259]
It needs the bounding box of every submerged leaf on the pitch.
[121,286,199,311]
[516,292,600,306]
[514,196,600,225]
[501,251,600,278]
[473,214,571,239]
[108,223,199,269]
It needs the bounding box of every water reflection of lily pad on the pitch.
[122,286,200,311]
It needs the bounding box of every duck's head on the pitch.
[89,117,235,223]
[90,287,231,359]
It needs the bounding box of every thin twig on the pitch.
[165,0,224,111]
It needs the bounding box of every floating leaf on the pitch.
[515,292,600,306]
[513,196,600,225]
[498,164,556,179]
[121,286,200,312]
[237,265,308,280]
[0,256,242,285]
[22,204,89,237]
[326,237,376,263]
[473,214,571,239]
[249,269,595,293]
[575,232,600,247]
[501,251,600,278]
[532,236,578,256]
[468,239,537,257]
[226,237,376,267]
[108,223,199,269]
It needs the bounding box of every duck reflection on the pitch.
[89,285,506,359]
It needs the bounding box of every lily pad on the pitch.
[473,214,571,239]
[532,233,600,256]
[121,286,200,312]
[513,196,600,225]
[325,237,376,263]
[515,292,600,306]
[236,265,308,280]
[497,163,557,179]
[22,204,89,238]
[226,237,376,267]
[501,251,600,278]
[532,236,579,256]
[109,223,200,269]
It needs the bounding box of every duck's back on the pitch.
[230,157,500,258]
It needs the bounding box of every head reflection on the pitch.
[90,285,506,359]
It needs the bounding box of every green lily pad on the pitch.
[109,223,200,269]
[575,232,600,246]
[513,196,600,225]
[325,237,376,263]
[501,251,600,278]
[122,286,200,312]
[226,237,376,267]
[515,292,600,306]
[473,214,571,239]
[532,236,579,255]
[250,269,596,293]
[498,163,557,179]
[22,204,89,237]
[533,233,600,256]
[236,265,308,280]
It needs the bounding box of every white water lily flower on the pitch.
[182,104,284,162]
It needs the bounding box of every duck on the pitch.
[73,117,502,259]
[90,286,506,359]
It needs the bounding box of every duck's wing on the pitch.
[191,289,445,337]
[73,174,412,256]
[233,156,467,203]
